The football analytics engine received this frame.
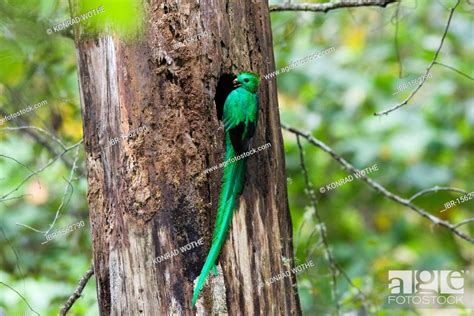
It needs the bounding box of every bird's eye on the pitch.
[244,78,249,83]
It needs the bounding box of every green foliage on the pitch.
[271,0,473,314]
[77,0,144,39]
[0,0,472,315]
[0,1,92,315]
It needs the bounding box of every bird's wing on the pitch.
[223,90,244,132]
[223,90,253,154]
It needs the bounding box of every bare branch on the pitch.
[453,218,474,229]
[434,61,474,80]
[1,126,67,150]
[296,135,340,314]
[375,0,461,116]
[0,194,32,203]
[394,1,403,77]
[0,282,40,316]
[0,225,26,300]
[0,154,42,186]
[296,135,369,314]
[270,0,397,13]
[12,142,82,235]
[408,186,467,202]
[282,124,474,243]
[369,1,417,33]
[0,89,84,176]
[1,140,83,202]
[59,266,94,316]
[15,223,45,234]
[0,120,85,176]
[44,146,81,235]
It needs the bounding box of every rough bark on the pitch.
[74,0,301,314]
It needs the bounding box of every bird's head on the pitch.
[233,72,260,93]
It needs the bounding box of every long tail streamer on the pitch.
[192,142,245,307]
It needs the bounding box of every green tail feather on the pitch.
[192,142,245,307]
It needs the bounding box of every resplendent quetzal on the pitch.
[192,72,260,307]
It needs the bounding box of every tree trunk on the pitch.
[75,1,301,314]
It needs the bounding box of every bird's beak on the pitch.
[233,78,241,88]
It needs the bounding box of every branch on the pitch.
[59,266,94,316]
[369,1,417,34]
[375,0,461,116]
[408,186,467,202]
[296,135,341,314]
[434,61,474,80]
[393,1,403,77]
[11,142,82,236]
[0,154,42,186]
[0,281,40,316]
[270,0,397,13]
[296,135,372,313]
[282,124,474,243]
[44,146,81,236]
[0,225,27,305]
[0,122,85,176]
[454,218,474,229]
[1,140,83,202]
[0,87,84,176]
[1,126,67,150]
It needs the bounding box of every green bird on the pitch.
[192,72,260,307]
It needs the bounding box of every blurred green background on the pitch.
[0,0,473,315]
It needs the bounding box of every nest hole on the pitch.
[214,73,237,121]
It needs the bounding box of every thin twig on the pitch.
[306,239,324,260]
[369,0,417,33]
[0,154,42,187]
[0,225,27,303]
[270,0,397,13]
[282,124,474,243]
[59,266,94,316]
[394,1,403,78]
[0,115,85,176]
[44,146,80,235]
[1,140,83,202]
[408,186,467,202]
[0,126,67,150]
[333,260,370,307]
[296,135,370,314]
[296,135,341,315]
[0,194,32,203]
[375,0,461,116]
[453,218,474,229]
[433,61,474,80]
[16,147,80,235]
[16,223,45,234]
[0,281,40,315]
